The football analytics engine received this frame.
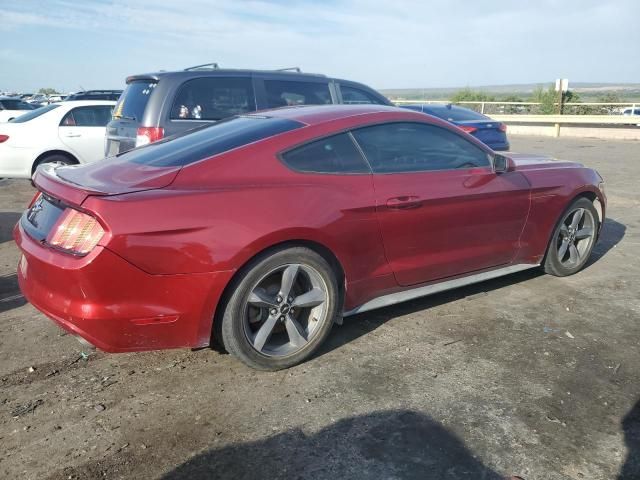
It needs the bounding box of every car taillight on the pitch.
[0,134,9,143]
[499,123,507,132]
[28,192,42,208]
[459,126,478,134]
[47,208,105,255]
[135,127,164,147]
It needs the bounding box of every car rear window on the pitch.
[171,77,255,121]
[1,100,35,110]
[122,115,304,167]
[427,107,487,122]
[9,104,60,123]
[113,81,157,121]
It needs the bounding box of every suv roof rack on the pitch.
[184,63,220,71]
[273,67,301,73]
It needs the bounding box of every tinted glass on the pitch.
[340,86,379,105]
[0,100,35,110]
[352,122,491,173]
[123,116,303,167]
[9,104,60,123]
[426,106,487,122]
[113,81,157,121]
[281,133,370,174]
[265,80,331,108]
[61,106,114,127]
[171,77,255,121]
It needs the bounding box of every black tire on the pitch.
[32,154,74,179]
[218,246,339,371]
[543,197,599,277]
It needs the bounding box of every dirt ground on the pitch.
[0,135,639,480]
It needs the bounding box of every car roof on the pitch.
[56,100,117,106]
[248,104,423,126]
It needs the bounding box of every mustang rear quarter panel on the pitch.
[515,165,605,264]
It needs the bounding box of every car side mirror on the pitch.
[493,154,515,173]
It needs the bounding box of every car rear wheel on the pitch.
[32,154,74,180]
[543,197,599,277]
[218,247,339,370]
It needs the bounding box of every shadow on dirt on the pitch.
[618,399,640,479]
[0,272,26,313]
[162,410,513,480]
[0,211,21,244]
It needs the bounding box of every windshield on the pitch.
[122,115,304,167]
[113,81,156,121]
[9,104,60,123]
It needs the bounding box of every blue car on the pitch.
[402,103,510,151]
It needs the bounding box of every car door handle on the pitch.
[64,133,81,138]
[386,196,422,209]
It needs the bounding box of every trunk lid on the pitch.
[35,158,180,206]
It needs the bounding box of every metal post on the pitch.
[481,102,485,114]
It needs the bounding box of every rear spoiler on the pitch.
[34,164,105,206]
[125,74,161,84]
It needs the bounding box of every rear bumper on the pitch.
[0,144,34,178]
[490,141,510,151]
[14,222,232,352]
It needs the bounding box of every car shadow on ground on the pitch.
[319,217,625,359]
[619,399,640,479]
[585,217,626,269]
[0,211,21,244]
[161,409,511,480]
[0,272,26,313]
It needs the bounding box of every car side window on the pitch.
[171,77,255,121]
[60,106,114,127]
[281,133,370,174]
[351,122,491,173]
[340,86,380,105]
[264,80,331,108]
[2,100,33,110]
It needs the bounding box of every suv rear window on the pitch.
[113,81,157,121]
[123,115,303,167]
[265,80,331,108]
[171,77,255,121]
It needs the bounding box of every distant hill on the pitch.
[380,82,640,102]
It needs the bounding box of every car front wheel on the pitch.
[543,197,599,277]
[218,247,339,371]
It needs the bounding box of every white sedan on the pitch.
[0,100,115,179]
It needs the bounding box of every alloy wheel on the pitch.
[242,263,329,357]
[556,207,596,267]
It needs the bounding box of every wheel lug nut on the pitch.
[270,308,277,315]
[279,316,285,322]
[276,296,282,303]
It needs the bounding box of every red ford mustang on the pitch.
[14,105,606,370]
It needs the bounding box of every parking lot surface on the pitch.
[0,136,639,480]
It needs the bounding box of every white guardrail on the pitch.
[391,100,640,138]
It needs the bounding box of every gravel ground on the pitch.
[0,135,638,480]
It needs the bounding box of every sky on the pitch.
[1,0,639,93]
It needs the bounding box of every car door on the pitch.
[59,105,113,163]
[351,122,531,287]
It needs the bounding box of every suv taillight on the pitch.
[47,208,105,255]
[0,134,9,143]
[135,127,164,147]
[499,123,507,132]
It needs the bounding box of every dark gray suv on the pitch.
[105,66,391,155]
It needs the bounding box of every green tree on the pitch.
[530,85,557,114]
[37,87,59,95]
[450,88,496,103]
